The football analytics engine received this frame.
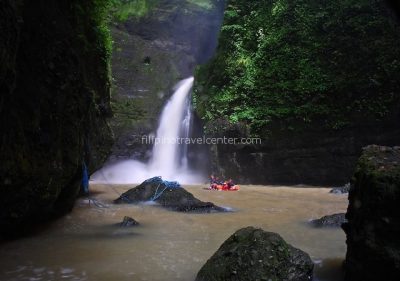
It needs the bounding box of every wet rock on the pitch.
[0,0,113,237]
[195,226,314,281]
[311,213,346,227]
[114,177,226,213]
[343,145,400,281]
[119,216,139,227]
[109,0,225,162]
[330,183,350,194]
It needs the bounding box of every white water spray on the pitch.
[149,77,194,178]
[180,97,192,170]
[91,77,202,184]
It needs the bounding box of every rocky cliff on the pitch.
[343,145,400,281]
[109,0,224,161]
[194,0,400,185]
[207,124,400,185]
[0,0,113,237]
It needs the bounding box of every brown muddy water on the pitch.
[0,184,348,281]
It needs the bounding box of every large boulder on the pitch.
[114,177,225,213]
[343,145,400,281]
[196,227,314,281]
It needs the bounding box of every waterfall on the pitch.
[149,77,194,178]
[180,97,192,170]
[91,77,202,184]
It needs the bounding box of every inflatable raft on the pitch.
[208,184,240,191]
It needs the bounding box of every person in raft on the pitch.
[210,175,218,189]
[209,176,238,190]
[226,179,235,190]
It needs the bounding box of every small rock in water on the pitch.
[330,183,350,194]
[311,213,347,228]
[120,216,139,227]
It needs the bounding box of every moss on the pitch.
[195,0,400,136]
[0,0,113,237]
[356,146,400,180]
[196,227,313,281]
[111,0,159,21]
[73,0,113,93]
[344,145,400,280]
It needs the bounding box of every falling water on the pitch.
[91,77,202,184]
[180,95,192,170]
[149,77,194,178]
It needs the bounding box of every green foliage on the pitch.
[195,0,400,136]
[110,0,159,21]
[92,0,113,59]
[73,0,113,64]
[72,0,114,100]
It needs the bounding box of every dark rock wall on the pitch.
[209,126,400,185]
[0,0,113,237]
[343,145,400,281]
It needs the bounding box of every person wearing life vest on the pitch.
[227,179,235,190]
[210,175,218,189]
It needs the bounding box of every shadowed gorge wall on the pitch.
[343,145,400,281]
[0,0,113,237]
[194,0,400,185]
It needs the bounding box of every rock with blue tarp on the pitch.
[114,177,226,213]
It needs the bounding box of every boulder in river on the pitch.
[343,145,400,281]
[311,213,347,228]
[114,177,226,213]
[195,226,314,281]
[119,216,139,227]
[330,183,351,194]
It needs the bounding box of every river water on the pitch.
[0,185,348,281]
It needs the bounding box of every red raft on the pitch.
[208,184,240,191]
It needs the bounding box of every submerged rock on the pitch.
[330,183,350,194]
[311,213,346,228]
[119,216,139,227]
[343,145,400,281]
[195,226,313,281]
[114,177,226,213]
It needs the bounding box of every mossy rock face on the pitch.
[343,145,400,281]
[196,227,314,281]
[109,0,224,161]
[194,0,400,185]
[114,177,226,213]
[0,0,113,237]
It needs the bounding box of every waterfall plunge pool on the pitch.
[0,184,348,281]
